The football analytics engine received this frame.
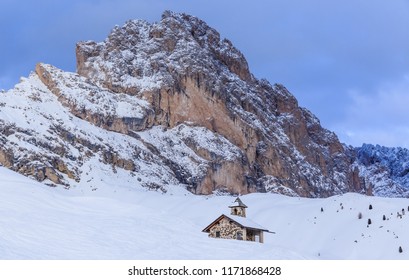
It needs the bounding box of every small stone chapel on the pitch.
[202,197,269,243]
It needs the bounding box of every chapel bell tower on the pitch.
[229,197,248,217]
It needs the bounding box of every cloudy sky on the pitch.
[1,0,408,148]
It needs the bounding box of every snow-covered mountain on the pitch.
[1,165,409,260]
[0,11,408,198]
[353,144,409,197]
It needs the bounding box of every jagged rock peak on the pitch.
[157,10,251,81]
[76,11,252,95]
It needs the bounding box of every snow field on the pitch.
[1,166,409,259]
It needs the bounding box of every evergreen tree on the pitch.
[367,218,372,225]
[358,212,363,219]
[369,204,373,210]
[399,246,403,253]
[383,215,386,221]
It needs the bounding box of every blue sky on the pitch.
[1,0,409,148]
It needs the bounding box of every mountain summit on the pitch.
[0,11,406,197]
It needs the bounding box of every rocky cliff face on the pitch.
[0,11,382,197]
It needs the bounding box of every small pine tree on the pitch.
[368,218,372,225]
[369,204,373,210]
[358,212,363,219]
[383,215,386,221]
[321,207,324,212]
[399,246,403,253]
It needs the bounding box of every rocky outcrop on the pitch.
[35,63,156,134]
[0,149,14,168]
[0,11,384,197]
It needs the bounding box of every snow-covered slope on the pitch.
[0,72,180,191]
[1,166,408,260]
[0,67,245,194]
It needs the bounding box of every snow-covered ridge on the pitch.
[38,63,151,119]
[354,144,409,197]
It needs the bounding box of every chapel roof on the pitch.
[202,214,268,233]
[228,197,248,208]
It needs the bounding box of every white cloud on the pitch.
[332,74,409,148]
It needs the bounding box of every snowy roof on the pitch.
[202,214,268,232]
[228,197,248,208]
[226,214,268,231]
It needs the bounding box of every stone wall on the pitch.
[208,217,246,240]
